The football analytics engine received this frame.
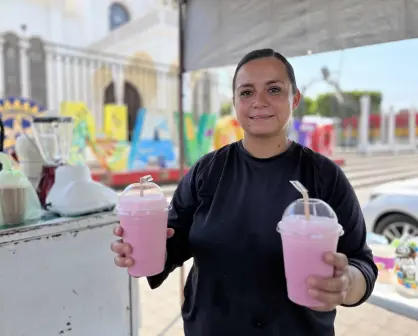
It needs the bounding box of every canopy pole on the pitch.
[178,0,186,306]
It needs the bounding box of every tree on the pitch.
[315,94,342,118]
[295,96,318,118]
[315,91,382,118]
[220,102,233,116]
[345,91,382,114]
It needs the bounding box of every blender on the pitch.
[32,115,73,207]
[32,114,118,216]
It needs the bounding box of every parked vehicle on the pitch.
[362,178,418,242]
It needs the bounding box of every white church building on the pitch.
[0,0,221,140]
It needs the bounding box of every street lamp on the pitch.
[321,66,343,103]
[321,66,330,81]
[297,66,345,118]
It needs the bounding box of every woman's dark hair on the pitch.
[232,48,297,94]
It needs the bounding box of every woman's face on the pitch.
[233,57,300,137]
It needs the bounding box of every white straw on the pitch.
[139,175,153,197]
[290,180,310,220]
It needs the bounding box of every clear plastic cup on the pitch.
[277,198,344,307]
[115,176,170,277]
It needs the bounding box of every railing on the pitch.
[0,30,223,144]
[0,32,179,134]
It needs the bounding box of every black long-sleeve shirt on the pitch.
[148,141,378,336]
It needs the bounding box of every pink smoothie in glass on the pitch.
[118,193,168,278]
[278,215,343,307]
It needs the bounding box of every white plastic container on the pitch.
[15,134,45,188]
[0,152,43,226]
[394,240,418,297]
[370,244,396,284]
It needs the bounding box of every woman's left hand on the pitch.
[306,252,353,312]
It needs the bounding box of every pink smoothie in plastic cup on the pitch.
[116,176,170,278]
[277,198,344,307]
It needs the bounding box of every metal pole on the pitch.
[178,0,186,306]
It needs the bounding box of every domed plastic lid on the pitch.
[277,198,343,239]
[115,175,171,216]
[282,198,337,220]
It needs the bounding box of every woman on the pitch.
[111,49,377,336]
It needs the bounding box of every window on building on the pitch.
[109,3,131,31]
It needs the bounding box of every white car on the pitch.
[362,178,418,242]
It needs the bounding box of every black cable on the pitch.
[0,117,4,171]
[0,117,4,152]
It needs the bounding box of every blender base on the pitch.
[46,165,118,216]
[37,164,58,208]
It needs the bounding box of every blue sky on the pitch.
[217,38,418,110]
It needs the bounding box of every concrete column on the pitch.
[388,106,396,152]
[358,95,371,155]
[19,40,29,98]
[408,107,417,151]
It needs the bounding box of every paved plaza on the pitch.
[135,262,418,336]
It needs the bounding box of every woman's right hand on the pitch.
[111,225,175,268]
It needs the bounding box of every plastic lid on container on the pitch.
[115,175,171,216]
[277,198,343,238]
[370,244,396,258]
[0,152,30,187]
[282,198,337,220]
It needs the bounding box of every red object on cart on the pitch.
[91,167,190,187]
[91,158,344,188]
